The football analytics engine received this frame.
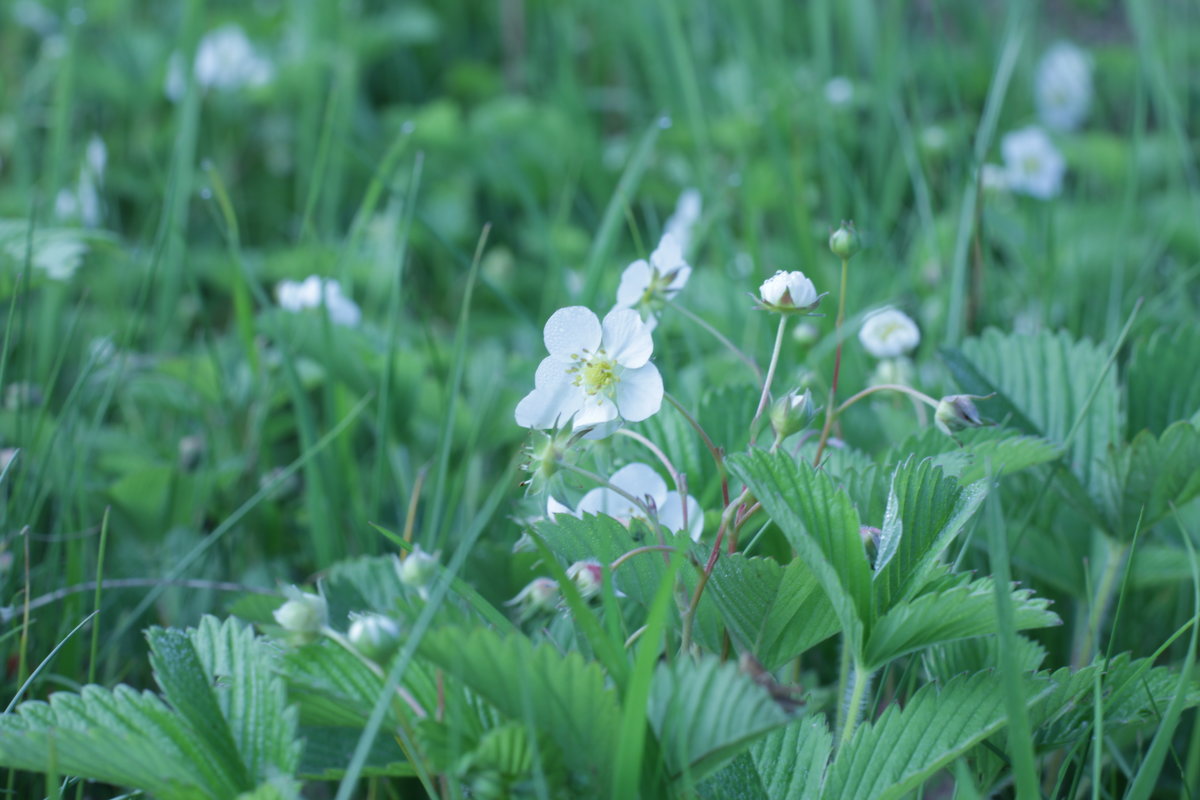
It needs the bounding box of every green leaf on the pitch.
[707,554,839,671]
[945,329,1120,517]
[297,726,413,780]
[748,716,831,800]
[417,627,621,783]
[0,685,222,800]
[1126,324,1200,437]
[647,654,792,784]
[1101,421,1200,538]
[728,450,871,651]
[872,458,986,613]
[822,671,1056,800]
[187,616,302,783]
[864,577,1060,670]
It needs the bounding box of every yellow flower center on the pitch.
[570,349,619,398]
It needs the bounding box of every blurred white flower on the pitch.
[514,306,663,436]
[614,233,692,330]
[1035,41,1093,132]
[824,76,854,107]
[276,275,362,327]
[553,462,703,541]
[166,25,273,101]
[55,135,106,228]
[859,308,920,359]
[759,270,819,311]
[1001,126,1065,199]
[663,188,702,253]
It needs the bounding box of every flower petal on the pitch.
[514,359,584,429]
[602,308,654,368]
[544,306,601,360]
[650,234,685,273]
[615,363,663,422]
[616,260,653,307]
[574,395,619,428]
[661,491,704,541]
[608,463,668,507]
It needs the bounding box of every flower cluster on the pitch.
[1035,41,1093,133]
[276,275,362,327]
[166,25,273,101]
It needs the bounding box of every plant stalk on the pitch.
[814,257,849,466]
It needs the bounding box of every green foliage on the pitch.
[0,616,301,800]
[647,654,792,783]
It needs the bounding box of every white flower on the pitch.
[1035,42,1092,132]
[276,275,362,327]
[824,76,854,107]
[759,270,819,310]
[514,306,663,436]
[554,462,703,541]
[1000,126,1065,199]
[166,25,273,101]
[614,234,692,329]
[859,308,920,359]
[663,188,702,253]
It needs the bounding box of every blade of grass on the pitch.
[1123,507,1200,800]
[985,475,1039,798]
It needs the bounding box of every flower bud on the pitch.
[347,613,402,662]
[770,389,813,440]
[273,587,327,644]
[828,221,861,260]
[397,545,439,594]
[566,560,604,600]
[519,426,581,495]
[758,270,822,313]
[505,577,559,620]
[935,394,986,436]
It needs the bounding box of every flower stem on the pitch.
[616,428,681,491]
[750,316,789,447]
[680,488,748,654]
[813,257,849,466]
[669,300,763,383]
[835,383,940,414]
[838,659,872,749]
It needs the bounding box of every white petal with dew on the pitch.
[544,306,601,359]
[514,360,583,429]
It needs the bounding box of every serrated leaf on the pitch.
[707,555,840,671]
[822,671,1056,800]
[647,654,792,783]
[749,716,831,800]
[944,329,1120,522]
[728,450,871,651]
[0,685,224,799]
[1101,421,1200,539]
[864,578,1060,669]
[872,458,986,613]
[1126,324,1200,436]
[188,616,302,782]
[417,627,621,783]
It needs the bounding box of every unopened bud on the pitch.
[347,613,402,662]
[829,221,861,260]
[505,577,559,620]
[757,270,822,313]
[397,545,439,593]
[566,560,604,600]
[770,389,813,440]
[273,587,327,644]
[935,394,987,436]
